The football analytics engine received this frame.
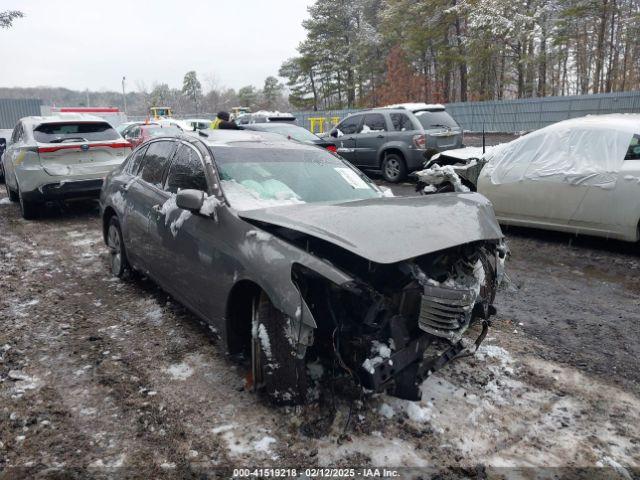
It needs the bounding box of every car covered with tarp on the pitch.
[415,115,640,242]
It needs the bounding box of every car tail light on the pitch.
[326,144,337,153]
[38,142,132,154]
[413,134,427,149]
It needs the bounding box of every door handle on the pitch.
[376,135,384,139]
[152,204,163,214]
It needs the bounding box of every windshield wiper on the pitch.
[429,124,451,129]
[49,137,89,143]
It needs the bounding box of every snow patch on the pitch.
[10,299,39,318]
[246,230,271,242]
[257,324,272,360]
[166,362,194,381]
[253,436,277,453]
[362,340,393,374]
[200,195,222,219]
[415,164,470,192]
[170,210,192,237]
[378,403,395,419]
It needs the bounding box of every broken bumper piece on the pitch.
[358,320,490,401]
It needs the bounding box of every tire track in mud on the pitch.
[0,205,217,473]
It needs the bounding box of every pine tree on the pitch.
[182,71,202,113]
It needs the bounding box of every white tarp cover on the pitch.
[483,114,640,189]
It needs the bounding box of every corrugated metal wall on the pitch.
[294,91,640,134]
[0,99,43,129]
[4,93,638,133]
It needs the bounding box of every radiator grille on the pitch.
[419,284,475,336]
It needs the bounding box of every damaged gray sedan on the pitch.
[100,130,507,404]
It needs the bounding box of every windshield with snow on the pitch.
[414,110,459,129]
[212,145,381,210]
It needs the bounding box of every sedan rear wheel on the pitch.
[107,216,130,277]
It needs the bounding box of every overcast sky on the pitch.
[0,0,314,92]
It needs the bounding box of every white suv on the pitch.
[2,114,131,219]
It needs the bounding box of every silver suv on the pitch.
[2,114,131,219]
[327,104,463,182]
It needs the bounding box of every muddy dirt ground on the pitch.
[1,149,639,478]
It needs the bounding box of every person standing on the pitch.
[211,111,238,130]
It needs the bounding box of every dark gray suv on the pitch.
[327,104,463,182]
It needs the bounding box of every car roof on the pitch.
[20,113,109,127]
[197,129,319,151]
[141,123,174,129]
[384,102,446,111]
[243,123,304,131]
[544,114,640,134]
[183,118,212,123]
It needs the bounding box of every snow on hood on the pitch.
[238,194,503,264]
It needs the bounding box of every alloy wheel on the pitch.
[385,158,400,179]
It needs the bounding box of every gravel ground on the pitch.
[1,170,639,478]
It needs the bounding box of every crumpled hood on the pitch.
[238,193,503,264]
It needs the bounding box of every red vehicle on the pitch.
[123,124,182,148]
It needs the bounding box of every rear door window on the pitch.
[33,122,120,143]
[362,114,387,133]
[165,144,208,193]
[337,115,363,135]
[127,145,149,175]
[390,113,413,131]
[140,140,176,188]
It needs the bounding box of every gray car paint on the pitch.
[101,131,502,352]
[330,108,463,173]
[238,193,503,265]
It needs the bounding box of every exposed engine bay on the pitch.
[266,223,508,401]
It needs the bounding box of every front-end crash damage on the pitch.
[238,194,508,402]
[290,238,506,401]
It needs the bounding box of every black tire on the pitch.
[5,181,18,202]
[106,216,130,278]
[18,188,40,220]
[252,292,309,405]
[382,153,407,183]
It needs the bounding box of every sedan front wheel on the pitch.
[252,292,309,405]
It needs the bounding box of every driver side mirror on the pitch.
[176,189,205,212]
